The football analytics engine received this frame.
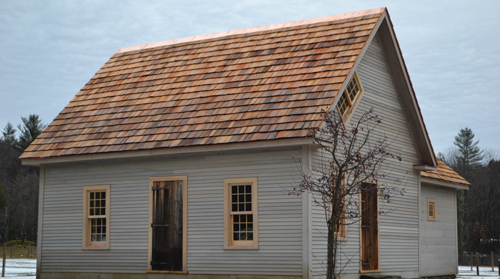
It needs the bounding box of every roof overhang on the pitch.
[421,177,469,190]
[21,137,313,166]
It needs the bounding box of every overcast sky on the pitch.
[1,0,499,156]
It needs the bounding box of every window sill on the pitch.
[82,246,110,250]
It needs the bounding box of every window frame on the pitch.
[427,198,437,221]
[82,185,110,250]
[329,177,347,241]
[223,177,259,249]
[336,71,364,122]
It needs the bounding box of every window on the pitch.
[224,178,258,249]
[428,198,436,221]
[336,72,363,118]
[82,185,110,249]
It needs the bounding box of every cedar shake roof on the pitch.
[421,159,470,187]
[21,8,386,160]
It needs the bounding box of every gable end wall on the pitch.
[310,34,421,279]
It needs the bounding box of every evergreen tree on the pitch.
[1,122,18,149]
[17,114,47,150]
[453,127,483,179]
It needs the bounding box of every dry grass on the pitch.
[0,245,37,259]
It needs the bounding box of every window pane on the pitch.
[241,215,246,222]
[245,185,251,193]
[232,195,237,202]
[96,234,101,241]
[248,233,253,240]
[233,224,239,232]
[101,208,105,215]
[240,233,246,240]
[239,203,245,211]
[238,194,244,202]
[246,203,252,211]
[95,192,100,199]
[102,235,106,242]
[90,209,94,216]
[101,192,105,199]
[97,218,101,225]
[248,215,253,222]
[231,185,237,194]
[90,201,94,207]
[234,215,239,222]
[248,223,253,231]
[90,192,94,199]
[97,226,101,233]
[232,204,238,212]
[239,185,244,193]
[241,223,246,231]
[246,194,251,202]
[91,235,96,242]
[233,233,239,241]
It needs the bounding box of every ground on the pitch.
[0,261,499,278]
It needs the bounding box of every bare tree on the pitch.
[292,108,402,279]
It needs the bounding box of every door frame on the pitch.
[148,176,188,272]
[358,183,381,273]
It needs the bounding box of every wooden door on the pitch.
[361,183,378,271]
[151,181,183,271]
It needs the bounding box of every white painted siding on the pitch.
[41,147,303,275]
[310,34,421,278]
[419,184,458,276]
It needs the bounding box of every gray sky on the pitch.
[1,0,499,155]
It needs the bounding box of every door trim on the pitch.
[359,183,380,272]
[148,176,188,272]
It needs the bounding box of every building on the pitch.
[21,7,469,279]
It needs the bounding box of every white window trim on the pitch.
[82,185,110,250]
[427,198,437,221]
[223,177,259,249]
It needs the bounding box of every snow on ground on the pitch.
[458,266,499,279]
[0,260,498,278]
[0,259,36,279]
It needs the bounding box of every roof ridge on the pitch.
[116,7,385,54]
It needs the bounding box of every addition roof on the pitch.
[421,159,470,187]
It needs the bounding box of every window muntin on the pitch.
[231,184,254,241]
[89,191,107,242]
[224,178,258,249]
[336,72,363,117]
[83,185,110,249]
[428,199,436,221]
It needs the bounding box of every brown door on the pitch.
[151,181,183,271]
[361,183,378,271]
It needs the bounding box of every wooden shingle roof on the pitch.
[21,8,386,160]
[421,159,470,187]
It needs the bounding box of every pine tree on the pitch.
[17,114,47,150]
[453,127,483,179]
[1,122,18,149]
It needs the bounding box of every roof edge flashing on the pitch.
[116,7,386,54]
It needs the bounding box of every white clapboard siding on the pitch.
[42,147,303,275]
[419,184,458,276]
[310,34,421,278]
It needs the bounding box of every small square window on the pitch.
[427,199,436,221]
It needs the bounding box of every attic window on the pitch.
[336,72,363,117]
